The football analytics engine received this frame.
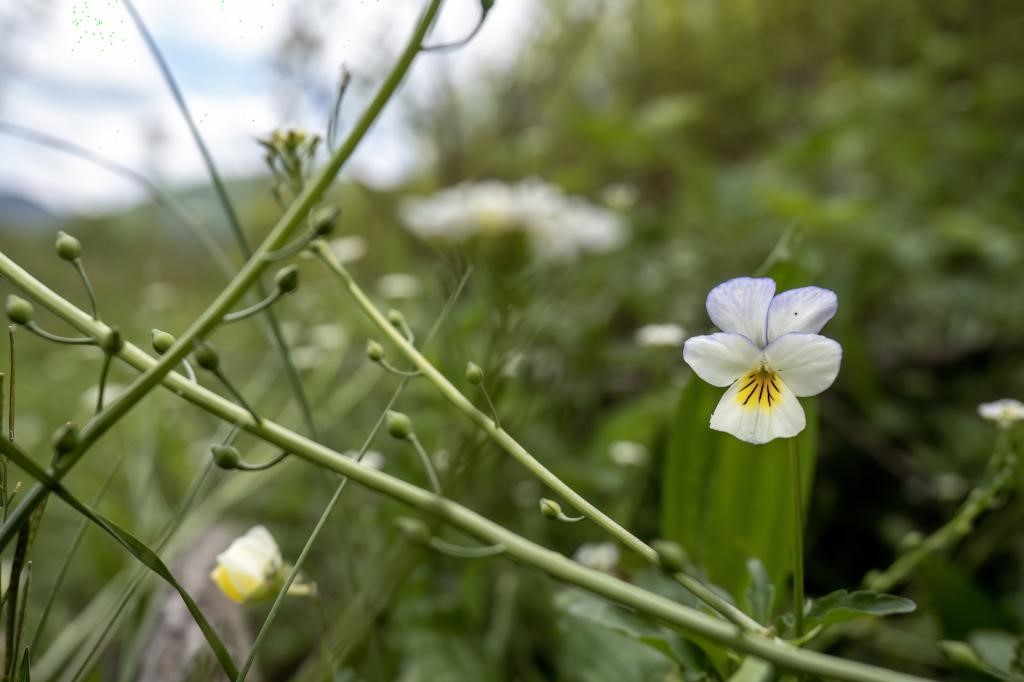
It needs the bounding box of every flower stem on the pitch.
[408,432,443,495]
[24,322,94,346]
[789,436,805,638]
[72,258,99,320]
[221,289,285,324]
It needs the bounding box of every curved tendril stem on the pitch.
[263,234,315,262]
[24,322,95,346]
[421,9,487,52]
[180,358,197,383]
[235,451,289,472]
[407,432,443,495]
[222,290,285,324]
[212,369,261,424]
[479,385,500,429]
[72,259,99,319]
[378,359,421,378]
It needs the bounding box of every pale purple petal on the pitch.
[766,286,838,342]
[763,333,842,397]
[683,333,761,387]
[705,277,776,348]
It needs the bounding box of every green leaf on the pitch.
[18,648,29,682]
[0,439,238,680]
[743,559,775,625]
[662,377,818,599]
[804,590,916,630]
[727,656,773,682]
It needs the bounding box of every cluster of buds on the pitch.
[258,128,322,203]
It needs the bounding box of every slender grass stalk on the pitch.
[789,437,805,638]
[0,0,445,554]
[0,121,235,278]
[233,268,471,682]
[95,353,113,413]
[0,261,933,681]
[30,458,123,651]
[121,0,318,439]
[6,325,11,443]
[310,241,765,633]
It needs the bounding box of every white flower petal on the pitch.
[705,277,776,347]
[764,333,842,397]
[710,374,806,444]
[978,399,1024,425]
[683,333,761,387]
[766,286,838,342]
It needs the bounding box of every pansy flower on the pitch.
[683,277,842,444]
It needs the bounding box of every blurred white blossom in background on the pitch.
[635,323,686,348]
[376,273,422,299]
[573,542,621,573]
[978,399,1024,428]
[399,177,626,262]
[609,440,649,467]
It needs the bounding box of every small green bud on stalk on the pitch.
[53,422,79,455]
[539,498,562,519]
[366,340,385,362]
[395,516,431,544]
[311,206,341,236]
[938,641,985,671]
[193,342,220,372]
[652,539,688,574]
[99,326,124,354]
[151,329,175,355]
[386,410,413,440]
[6,295,34,325]
[55,231,82,261]
[897,530,923,553]
[465,361,484,385]
[211,444,241,470]
[275,265,300,294]
[387,309,405,327]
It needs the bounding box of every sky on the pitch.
[0,0,537,214]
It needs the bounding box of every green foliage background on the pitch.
[1,1,1023,680]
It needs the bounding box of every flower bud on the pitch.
[6,295,34,325]
[275,265,300,294]
[465,361,484,385]
[539,498,562,519]
[387,309,405,327]
[897,530,923,553]
[366,340,385,362]
[53,422,79,455]
[211,444,241,470]
[385,410,413,440]
[98,326,124,354]
[395,516,431,544]
[55,231,82,261]
[193,342,220,372]
[938,641,984,670]
[311,206,340,236]
[652,539,688,574]
[151,329,175,355]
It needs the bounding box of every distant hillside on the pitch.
[0,192,57,231]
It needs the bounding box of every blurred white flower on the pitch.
[210,526,314,603]
[399,178,626,262]
[327,236,367,264]
[609,440,648,467]
[601,182,639,210]
[978,399,1024,428]
[344,449,385,470]
[291,346,324,370]
[309,323,346,350]
[683,277,842,444]
[573,542,620,573]
[635,323,686,348]
[376,273,422,300]
[80,383,127,411]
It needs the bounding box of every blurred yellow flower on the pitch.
[210,526,315,603]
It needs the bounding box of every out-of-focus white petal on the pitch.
[978,399,1024,426]
[710,375,806,444]
[211,526,283,602]
[635,323,686,348]
[766,286,838,342]
[705,277,776,347]
[764,333,842,397]
[683,333,761,387]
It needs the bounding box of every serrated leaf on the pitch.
[805,589,916,630]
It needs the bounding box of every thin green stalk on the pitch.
[23,323,94,346]
[428,537,505,558]
[0,0,443,553]
[310,241,763,633]
[30,458,123,650]
[222,290,285,324]
[789,437,805,638]
[234,268,471,682]
[71,259,98,320]
[95,353,113,413]
[121,0,318,439]
[234,451,289,472]
[408,432,443,495]
[0,273,932,681]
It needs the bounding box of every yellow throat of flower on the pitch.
[735,369,782,411]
